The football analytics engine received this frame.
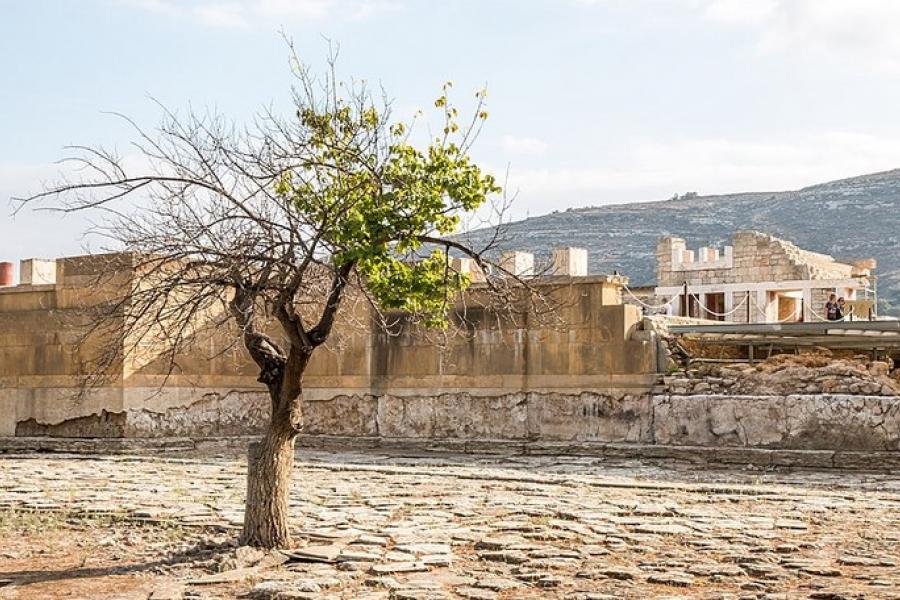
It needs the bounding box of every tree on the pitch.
[18,50,527,549]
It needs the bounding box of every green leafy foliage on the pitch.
[275,85,499,328]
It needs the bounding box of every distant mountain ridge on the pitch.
[460,169,900,310]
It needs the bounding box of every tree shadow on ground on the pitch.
[0,539,232,588]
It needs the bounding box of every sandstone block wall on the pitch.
[729,290,751,323]
[654,231,869,322]
[657,231,855,288]
[1,254,656,438]
[0,253,270,437]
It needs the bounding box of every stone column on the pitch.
[656,237,685,286]
[802,287,812,322]
[500,251,534,278]
[755,289,768,323]
[550,247,588,277]
[724,291,734,322]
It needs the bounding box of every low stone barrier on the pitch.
[11,390,269,438]
[301,391,900,453]
[4,390,898,469]
[302,392,651,444]
[655,394,900,451]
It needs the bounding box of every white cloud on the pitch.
[577,0,900,72]
[116,0,399,27]
[698,0,777,25]
[500,134,548,156]
[499,131,900,218]
[698,0,900,72]
[193,3,249,28]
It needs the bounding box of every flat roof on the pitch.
[669,320,900,350]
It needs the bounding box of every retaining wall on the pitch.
[10,388,899,457]
[0,254,657,437]
[301,392,900,453]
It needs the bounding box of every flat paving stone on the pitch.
[369,561,428,574]
[0,448,898,597]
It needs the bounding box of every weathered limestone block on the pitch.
[667,356,900,397]
[551,247,588,277]
[377,394,436,438]
[375,393,529,439]
[16,387,125,431]
[652,394,900,451]
[500,251,535,278]
[123,390,268,437]
[20,259,57,285]
[303,394,378,437]
[16,390,269,438]
[430,393,528,440]
[526,392,651,442]
[306,391,652,443]
[0,389,19,436]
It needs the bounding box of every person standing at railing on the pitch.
[825,294,839,321]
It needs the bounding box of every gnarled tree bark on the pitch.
[241,420,297,548]
[236,286,315,549]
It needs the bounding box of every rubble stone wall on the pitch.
[11,389,270,438]
[8,380,900,453]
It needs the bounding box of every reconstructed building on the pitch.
[654,231,876,323]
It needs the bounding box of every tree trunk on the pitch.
[240,422,298,548]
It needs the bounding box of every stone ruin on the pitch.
[653,231,875,323]
[664,352,900,397]
[2,241,900,465]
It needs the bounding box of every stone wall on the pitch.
[300,391,900,452]
[14,390,269,437]
[663,355,900,396]
[303,392,651,443]
[654,231,871,323]
[657,231,854,288]
[729,290,751,323]
[0,253,657,437]
[811,287,834,319]
[654,394,900,451]
[8,251,894,454]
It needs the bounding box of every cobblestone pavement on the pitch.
[1,449,900,599]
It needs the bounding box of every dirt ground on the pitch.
[0,511,239,599]
[1,449,900,599]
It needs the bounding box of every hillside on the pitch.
[459,169,900,310]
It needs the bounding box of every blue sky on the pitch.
[5,0,900,265]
